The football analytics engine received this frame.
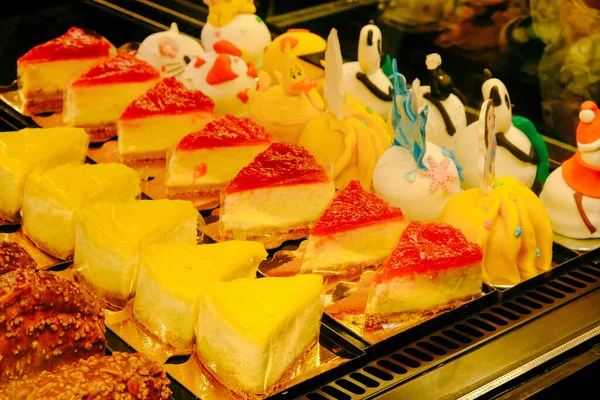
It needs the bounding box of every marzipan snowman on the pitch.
[201,0,271,69]
[453,69,548,192]
[415,53,467,150]
[136,23,204,77]
[342,23,393,118]
[540,101,600,239]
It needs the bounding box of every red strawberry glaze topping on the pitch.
[120,77,214,120]
[71,54,159,87]
[225,143,330,195]
[311,180,404,236]
[18,27,113,63]
[377,221,483,283]
[176,114,269,151]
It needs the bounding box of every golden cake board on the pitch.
[0,229,71,270]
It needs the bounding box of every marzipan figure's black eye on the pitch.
[505,94,511,109]
[490,86,501,107]
[184,55,191,64]
[367,30,373,46]
[378,39,382,56]
[290,71,296,79]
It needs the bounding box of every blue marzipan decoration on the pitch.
[515,226,522,237]
[442,146,464,181]
[388,58,429,170]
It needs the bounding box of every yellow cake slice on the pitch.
[74,199,200,307]
[64,54,160,142]
[117,77,214,162]
[0,127,89,222]
[133,241,267,349]
[196,275,324,397]
[220,143,335,242]
[21,163,141,260]
[17,27,116,116]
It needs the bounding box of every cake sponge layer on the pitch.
[74,199,199,307]
[220,182,335,240]
[196,275,323,396]
[117,113,211,161]
[22,163,141,260]
[64,80,159,126]
[0,127,89,221]
[301,219,406,276]
[133,241,267,348]
[166,144,270,194]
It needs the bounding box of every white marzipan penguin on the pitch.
[343,24,393,118]
[453,72,539,190]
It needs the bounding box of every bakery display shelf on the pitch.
[281,248,600,400]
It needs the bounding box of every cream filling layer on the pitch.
[221,182,335,234]
[117,113,211,159]
[74,217,197,302]
[21,196,75,258]
[196,294,322,394]
[64,79,159,126]
[166,144,270,190]
[300,219,406,275]
[18,58,108,94]
[366,263,482,316]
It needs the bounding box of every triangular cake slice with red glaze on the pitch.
[220,143,335,243]
[300,180,406,279]
[365,221,483,329]
[166,114,270,198]
[17,27,116,116]
[64,54,161,142]
[117,77,215,162]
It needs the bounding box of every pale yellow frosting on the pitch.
[200,275,323,346]
[440,176,553,286]
[139,242,267,303]
[298,96,393,191]
[248,85,324,144]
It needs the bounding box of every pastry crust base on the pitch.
[365,293,481,331]
[72,269,129,311]
[220,225,310,245]
[0,211,21,224]
[80,123,117,143]
[196,334,319,399]
[22,227,72,260]
[118,150,166,164]
[166,184,223,200]
[20,90,63,116]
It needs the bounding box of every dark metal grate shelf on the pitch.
[294,250,600,400]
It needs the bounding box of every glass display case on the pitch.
[0,1,599,399]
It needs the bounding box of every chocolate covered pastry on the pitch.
[0,269,105,381]
[0,242,36,275]
[0,352,172,399]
